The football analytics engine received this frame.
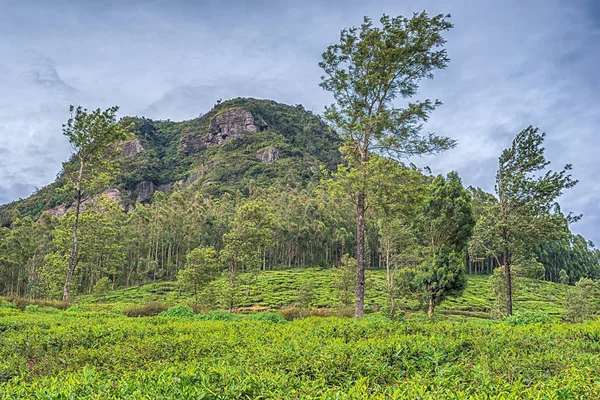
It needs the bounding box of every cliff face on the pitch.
[182,107,268,151]
[0,98,342,224]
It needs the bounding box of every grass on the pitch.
[73,268,570,318]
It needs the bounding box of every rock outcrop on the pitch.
[182,107,268,151]
[46,189,123,218]
[118,138,144,157]
[257,147,280,163]
[136,181,155,202]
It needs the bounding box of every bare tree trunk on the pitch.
[428,297,435,319]
[504,248,512,316]
[63,160,84,301]
[385,247,395,319]
[355,190,365,318]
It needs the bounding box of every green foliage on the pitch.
[335,255,356,307]
[178,246,219,309]
[24,304,61,314]
[504,311,556,326]
[472,126,578,315]
[294,279,315,309]
[159,305,196,318]
[93,277,112,296]
[247,311,287,323]
[559,269,570,285]
[1,310,600,398]
[565,278,599,322]
[319,13,455,159]
[195,310,240,322]
[413,172,475,317]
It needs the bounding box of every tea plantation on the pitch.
[0,270,598,399]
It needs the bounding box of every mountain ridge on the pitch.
[0,97,341,225]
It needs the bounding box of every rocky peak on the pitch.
[182,107,268,151]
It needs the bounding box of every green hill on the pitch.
[72,268,571,319]
[0,98,341,223]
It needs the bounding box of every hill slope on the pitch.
[73,268,572,318]
[0,98,341,223]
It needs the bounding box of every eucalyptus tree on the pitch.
[60,106,128,300]
[472,126,577,315]
[179,246,219,310]
[319,12,455,317]
[221,200,275,310]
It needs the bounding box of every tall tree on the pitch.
[473,126,577,315]
[319,12,455,317]
[221,200,275,310]
[61,105,128,301]
[178,246,219,310]
[414,172,474,318]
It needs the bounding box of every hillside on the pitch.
[71,269,573,319]
[0,98,341,224]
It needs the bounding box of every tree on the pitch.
[559,269,570,285]
[221,200,275,310]
[472,126,577,315]
[178,247,219,310]
[378,218,419,318]
[61,105,128,301]
[414,172,474,318]
[565,277,598,322]
[319,12,455,317]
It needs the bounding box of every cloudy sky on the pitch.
[1,0,599,242]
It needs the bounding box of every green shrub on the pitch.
[247,312,286,323]
[195,311,239,321]
[565,278,598,322]
[24,304,61,314]
[0,300,17,309]
[504,311,555,326]
[2,297,69,311]
[123,302,169,317]
[159,305,196,318]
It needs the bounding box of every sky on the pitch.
[0,0,599,242]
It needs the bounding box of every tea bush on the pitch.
[159,304,196,318]
[2,308,600,398]
[122,301,169,317]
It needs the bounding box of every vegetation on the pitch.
[470,126,578,315]
[319,12,455,317]
[2,306,600,398]
[0,9,598,398]
[60,105,129,300]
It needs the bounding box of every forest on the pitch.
[1,10,599,399]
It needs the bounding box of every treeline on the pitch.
[0,161,597,301]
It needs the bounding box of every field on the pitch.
[1,306,600,399]
[74,269,569,318]
[1,269,597,399]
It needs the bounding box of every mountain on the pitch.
[0,98,341,224]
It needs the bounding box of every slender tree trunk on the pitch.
[385,247,395,319]
[355,190,365,318]
[63,160,84,301]
[194,283,198,312]
[504,247,512,316]
[428,296,435,319]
